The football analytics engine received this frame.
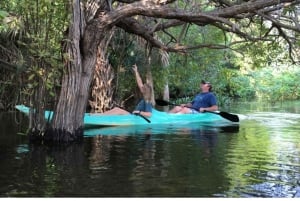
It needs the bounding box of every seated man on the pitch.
[169,80,218,114]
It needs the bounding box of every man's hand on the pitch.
[199,108,205,112]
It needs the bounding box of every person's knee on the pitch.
[183,107,191,113]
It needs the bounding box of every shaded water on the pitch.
[1,101,300,197]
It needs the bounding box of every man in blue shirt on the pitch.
[168,80,218,114]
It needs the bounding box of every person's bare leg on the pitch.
[168,106,183,113]
[177,107,192,114]
[103,107,130,115]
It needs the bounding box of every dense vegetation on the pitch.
[110,25,300,106]
[0,0,299,142]
[0,0,67,110]
[1,0,299,112]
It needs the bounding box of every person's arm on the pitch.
[199,93,218,112]
[199,105,218,112]
[185,102,193,107]
[132,64,144,93]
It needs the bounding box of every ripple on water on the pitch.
[249,112,300,128]
[241,182,299,198]
[223,114,300,197]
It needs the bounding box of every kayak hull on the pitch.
[15,104,233,127]
[84,123,240,137]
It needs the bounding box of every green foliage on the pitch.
[0,0,67,107]
[108,33,152,103]
[1,0,299,111]
[252,66,300,103]
[0,10,9,22]
[156,22,297,106]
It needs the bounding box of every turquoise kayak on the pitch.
[15,104,235,127]
[84,123,240,137]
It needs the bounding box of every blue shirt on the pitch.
[134,99,152,112]
[191,92,217,110]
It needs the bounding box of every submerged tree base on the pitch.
[29,127,84,144]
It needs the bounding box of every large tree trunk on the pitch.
[45,0,85,142]
[45,0,111,142]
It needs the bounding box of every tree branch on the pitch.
[106,0,300,56]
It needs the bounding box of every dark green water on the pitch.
[1,101,300,197]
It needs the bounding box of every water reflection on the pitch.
[190,127,218,159]
[0,142,89,196]
[84,124,241,197]
[89,136,112,175]
[2,101,300,197]
[223,114,300,198]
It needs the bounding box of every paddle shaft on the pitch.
[116,104,151,123]
[156,99,198,111]
[133,112,151,123]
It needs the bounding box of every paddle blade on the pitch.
[219,111,239,122]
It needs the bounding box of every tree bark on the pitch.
[45,0,111,142]
[45,0,84,142]
[88,25,115,113]
[89,41,115,113]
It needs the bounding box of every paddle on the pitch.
[155,99,239,122]
[116,104,151,123]
[133,111,151,123]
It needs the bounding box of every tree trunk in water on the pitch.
[45,3,85,141]
[44,0,109,142]
[29,77,47,140]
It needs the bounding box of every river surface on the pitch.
[0,101,300,197]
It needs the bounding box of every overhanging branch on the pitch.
[110,0,300,57]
